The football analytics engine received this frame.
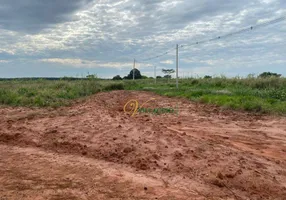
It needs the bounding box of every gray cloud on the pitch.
[0,0,285,78]
[0,0,92,33]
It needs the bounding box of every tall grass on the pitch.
[1,77,285,115]
[0,79,123,107]
[124,76,286,115]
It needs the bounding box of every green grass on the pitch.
[0,79,124,107]
[123,76,286,115]
[0,76,286,115]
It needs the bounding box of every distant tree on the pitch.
[112,75,122,80]
[162,69,175,83]
[156,76,162,79]
[86,74,98,79]
[61,76,77,81]
[141,75,149,79]
[204,75,212,79]
[125,68,142,79]
[258,72,281,78]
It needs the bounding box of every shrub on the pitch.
[112,75,123,80]
[258,72,281,78]
[103,83,124,91]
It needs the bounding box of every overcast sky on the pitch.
[0,0,285,78]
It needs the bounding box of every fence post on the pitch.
[133,59,135,80]
[176,44,179,89]
[154,66,156,84]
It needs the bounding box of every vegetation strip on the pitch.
[0,73,285,115]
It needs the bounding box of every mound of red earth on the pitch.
[0,91,286,199]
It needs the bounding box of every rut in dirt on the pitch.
[1,90,286,199]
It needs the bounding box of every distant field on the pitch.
[1,76,286,115]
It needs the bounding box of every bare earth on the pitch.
[0,91,286,200]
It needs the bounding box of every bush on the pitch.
[103,83,124,91]
[190,79,199,85]
[258,72,281,78]
[112,75,123,80]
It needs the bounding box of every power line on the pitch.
[135,59,152,66]
[136,47,176,63]
[180,16,286,48]
[133,15,285,90]
[134,16,285,62]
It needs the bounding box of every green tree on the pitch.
[204,75,212,79]
[141,75,149,79]
[258,72,281,78]
[86,74,98,79]
[162,69,175,83]
[112,75,123,80]
[125,68,142,79]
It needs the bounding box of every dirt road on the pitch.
[1,91,286,199]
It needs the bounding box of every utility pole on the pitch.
[176,44,179,89]
[154,65,156,84]
[133,59,135,80]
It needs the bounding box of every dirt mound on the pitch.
[0,91,286,199]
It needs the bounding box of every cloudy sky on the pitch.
[0,0,285,78]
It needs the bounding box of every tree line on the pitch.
[112,70,282,80]
[112,68,175,80]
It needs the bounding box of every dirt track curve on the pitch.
[1,91,286,200]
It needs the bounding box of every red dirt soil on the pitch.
[0,91,286,200]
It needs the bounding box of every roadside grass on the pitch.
[123,77,286,115]
[0,76,286,115]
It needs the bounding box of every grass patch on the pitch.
[0,79,122,107]
[123,77,286,115]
